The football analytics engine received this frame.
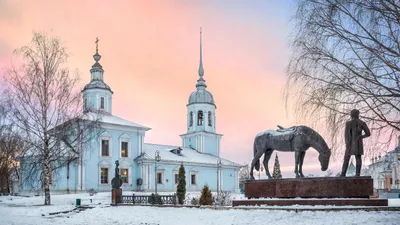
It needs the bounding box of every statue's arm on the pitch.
[361,122,371,139]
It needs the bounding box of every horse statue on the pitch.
[250,125,331,179]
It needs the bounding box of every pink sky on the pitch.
[0,0,339,177]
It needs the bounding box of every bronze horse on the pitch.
[250,125,331,179]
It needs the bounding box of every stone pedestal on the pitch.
[111,188,122,205]
[232,199,388,207]
[245,176,373,199]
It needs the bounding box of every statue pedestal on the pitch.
[244,176,373,199]
[232,176,385,206]
[111,188,122,205]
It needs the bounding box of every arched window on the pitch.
[189,112,193,127]
[208,111,212,126]
[197,111,203,126]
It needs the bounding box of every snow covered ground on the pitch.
[1,192,399,225]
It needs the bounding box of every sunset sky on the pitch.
[0,0,341,177]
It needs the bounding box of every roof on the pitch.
[83,112,151,130]
[188,89,215,106]
[136,143,243,168]
[82,80,113,93]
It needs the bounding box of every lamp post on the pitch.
[217,158,222,201]
[154,150,161,195]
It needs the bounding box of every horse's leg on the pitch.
[250,150,264,180]
[294,151,301,178]
[299,151,306,177]
[263,149,273,179]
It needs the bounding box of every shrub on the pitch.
[190,197,199,205]
[214,191,232,206]
[199,185,212,205]
[87,189,97,196]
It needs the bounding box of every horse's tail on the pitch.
[254,139,260,171]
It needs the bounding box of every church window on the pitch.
[189,112,193,126]
[121,141,128,157]
[197,111,203,126]
[120,169,128,184]
[157,172,163,184]
[100,97,105,109]
[208,112,212,126]
[101,139,109,156]
[101,168,108,184]
[84,97,88,111]
[174,174,179,184]
[191,174,196,185]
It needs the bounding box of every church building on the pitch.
[22,29,242,193]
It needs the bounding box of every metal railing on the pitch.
[118,194,177,205]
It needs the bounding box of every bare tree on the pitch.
[238,164,250,191]
[3,31,101,204]
[284,0,400,159]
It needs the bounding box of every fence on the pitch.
[118,194,177,205]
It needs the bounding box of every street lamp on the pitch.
[154,150,161,195]
[217,158,222,201]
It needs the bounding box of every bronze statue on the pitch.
[250,125,331,179]
[111,160,123,189]
[340,109,370,177]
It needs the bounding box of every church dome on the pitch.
[188,89,215,105]
[82,80,113,93]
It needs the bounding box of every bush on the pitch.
[148,193,163,205]
[190,197,199,205]
[199,185,213,205]
[87,189,97,196]
[214,191,232,206]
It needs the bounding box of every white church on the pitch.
[21,29,243,193]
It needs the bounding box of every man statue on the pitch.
[340,109,370,177]
[111,160,122,189]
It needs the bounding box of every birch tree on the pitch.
[284,0,400,159]
[3,31,101,204]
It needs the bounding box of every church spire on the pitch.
[196,27,207,89]
[90,37,104,81]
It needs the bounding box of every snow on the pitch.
[83,112,150,130]
[140,143,243,167]
[1,193,399,225]
[256,129,294,137]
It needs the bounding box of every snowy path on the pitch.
[1,204,400,225]
[1,193,399,225]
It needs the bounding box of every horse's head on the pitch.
[318,149,331,171]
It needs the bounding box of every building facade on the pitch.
[21,29,242,194]
[366,137,400,192]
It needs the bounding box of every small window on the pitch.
[100,97,105,109]
[197,111,203,125]
[390,178,393,185]
[84,98,88,111]
[101,168,108,184]
[120,169,128,184]
[121,141,128,157]
[208,111,212,126]
[101,139,109,156]
[189,112,193,127]
[174,174,179,184]
[157,172,163,184]
[191,174,196,185]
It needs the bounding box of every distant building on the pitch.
[346,160,356,177]
[366,137,400,192]
[20,29,242,194]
